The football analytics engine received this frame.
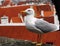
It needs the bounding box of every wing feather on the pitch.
[35,19,57,33]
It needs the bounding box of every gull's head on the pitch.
[22,8,35,16]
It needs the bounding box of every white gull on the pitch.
[22,8,59,34]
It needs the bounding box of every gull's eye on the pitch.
[28,10,31,11]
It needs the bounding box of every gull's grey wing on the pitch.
[25,24,43,34]
[35,19,57,33]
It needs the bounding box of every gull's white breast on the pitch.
[24,16,37,29]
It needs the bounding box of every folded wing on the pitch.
[35,19,57,33]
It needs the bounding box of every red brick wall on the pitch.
[0,26,60,46]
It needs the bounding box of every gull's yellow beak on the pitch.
[21,11,26,13]
[20,11,27,16]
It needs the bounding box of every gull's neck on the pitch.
[24,14,37,24]
[26,14,35,20]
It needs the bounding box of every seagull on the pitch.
[21,8,59,34]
